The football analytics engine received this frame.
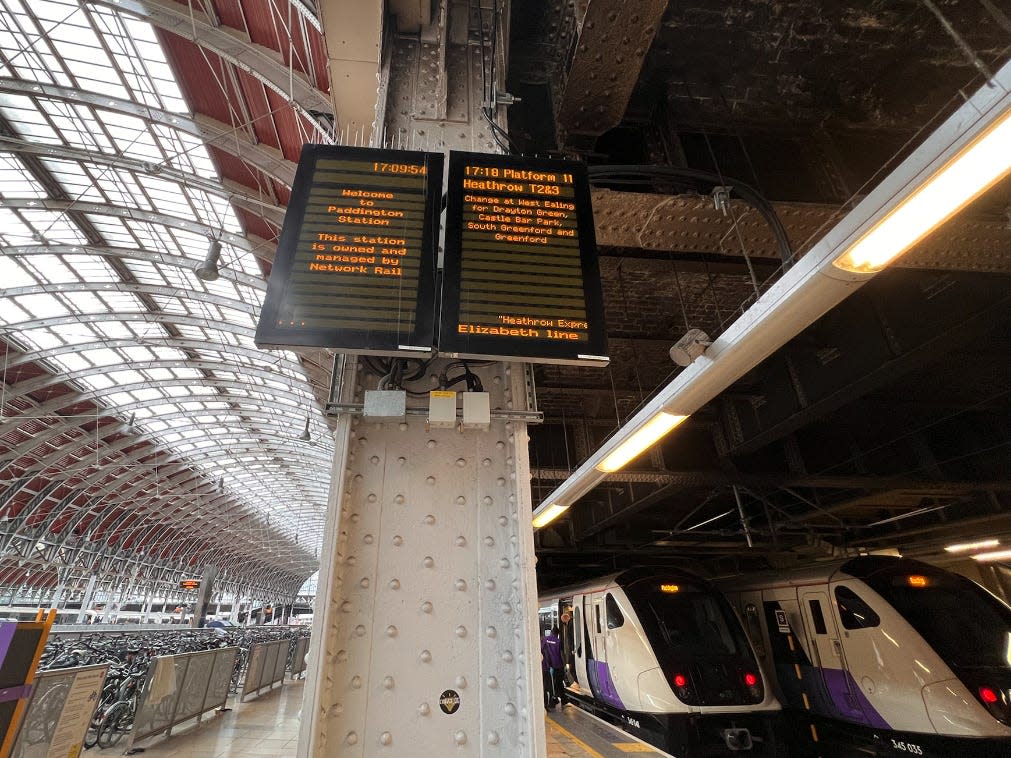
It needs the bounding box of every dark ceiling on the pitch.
[507,0,1011,587]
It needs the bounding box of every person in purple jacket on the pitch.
[541,626,566,709]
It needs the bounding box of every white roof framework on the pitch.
[0,0,330,600]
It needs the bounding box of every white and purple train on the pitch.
[720,556,1011,757]
[539,568,782,755]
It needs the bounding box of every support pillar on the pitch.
[76,573,98,624]
[299,359,544,757]
[190,566,218,628]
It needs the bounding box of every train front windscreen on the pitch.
[624,579,766,706]
[860,563,1011,722]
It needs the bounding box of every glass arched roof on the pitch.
[0,0,331,598]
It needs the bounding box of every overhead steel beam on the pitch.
[316,0,384,138]
[86,0,333,123]
[555,0,668,147]
[590,190,1011,273]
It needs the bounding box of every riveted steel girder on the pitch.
[591,190,1011,273]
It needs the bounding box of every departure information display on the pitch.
[440,152,608,365]
[255,145,442,355]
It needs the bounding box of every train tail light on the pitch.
[743,670,764,702]
[977,686,1011,723]
[671,671,694,702]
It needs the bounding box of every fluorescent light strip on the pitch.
[835,109,1011,272]
[531,503,569,529]
[595,412,688,473]
[972,549,1011,563]
[944,539,1000,553]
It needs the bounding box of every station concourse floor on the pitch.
[91,680,666,757]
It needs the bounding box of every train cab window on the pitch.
[835,586,880,630]
[808,599,827,635]
[605,593,624,629]
[594,603,601,634]
[744,603,766,657]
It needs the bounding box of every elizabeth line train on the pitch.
[539,568,782,756]
[720,556,1011,757]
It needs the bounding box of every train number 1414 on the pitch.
[891,740,923,755]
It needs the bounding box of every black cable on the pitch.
[588,165,794,266]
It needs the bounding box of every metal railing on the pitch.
[290,635,310,679]
[126,646,238,751]
[240,638,289,701]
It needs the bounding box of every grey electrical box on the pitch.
[462,391,491,429]
[428,390,457,428]
[363,390,407,421]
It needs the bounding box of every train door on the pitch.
[580,593,606,700]
[571,594,591,695]
[801,590,865,723]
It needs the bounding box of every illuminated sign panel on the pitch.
[180,579,200,590]
[256,146,443,355]
[440,152,608,365]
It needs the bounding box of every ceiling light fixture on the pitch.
[833,105,1011,272]
[195,239,222,281]
[944,538,1000,553]
[972,549,1011,563]
[596,412,689,473]
[531,503,569,529]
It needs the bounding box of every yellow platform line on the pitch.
[548,718,607,758]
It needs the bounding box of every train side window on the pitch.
[835,586,880,630]
[744,603,766,657]
[605,593,624,629]
[595,602,601,634]
[808,599,827,635]
[573,606,582,656]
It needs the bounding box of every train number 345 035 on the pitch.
[890,740,924,755]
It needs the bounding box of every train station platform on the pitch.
[90,679,665,758]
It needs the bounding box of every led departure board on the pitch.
[255,145,442,355]
[440,152,608,365]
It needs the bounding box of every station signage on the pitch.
[255,145,443,356]
[179,579,200,590]
[439,151,608,365]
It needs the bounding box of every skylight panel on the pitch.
[81,373,115,391]
[0,155,47,197]
[41,100,116,153]
[55,351,90,373]
[15,292,70,319]
[0,298,30,324]
[60,254,118,282]
[18,327,64,351]
[38,160,106,203]
[0,255,37,288]
[19,210,89,244]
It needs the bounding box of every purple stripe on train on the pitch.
[589,661,624,710]
[821,668,890,730]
